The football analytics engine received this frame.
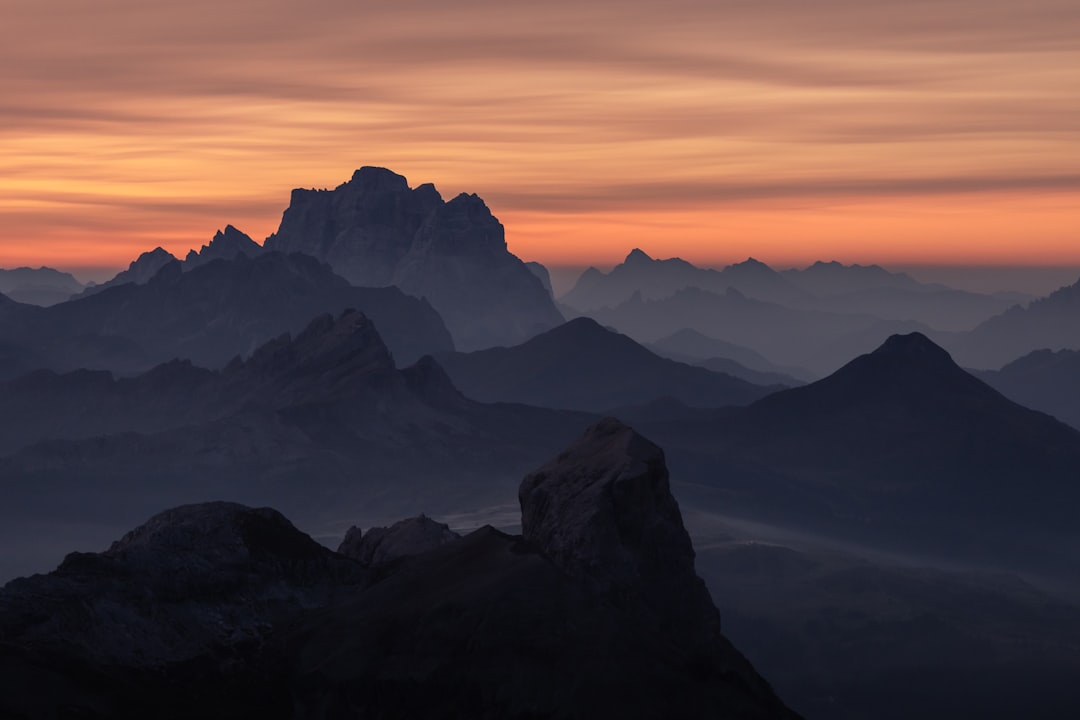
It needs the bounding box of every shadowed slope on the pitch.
[435,317,781,412]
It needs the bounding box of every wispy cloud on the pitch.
[1,0,1078,269]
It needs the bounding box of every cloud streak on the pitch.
[1,0,1078,270]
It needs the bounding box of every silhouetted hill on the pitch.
[0,266,84,306]
[264,166,563,350]
[561,248,808,311]
[950,276,1080,368]
[976,348,1080,431]
[434,317,781,411]
[0,422,798,719]
[0,251,453,377]
[637,333,1080,571]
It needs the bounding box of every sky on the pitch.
[2,0,1079,282]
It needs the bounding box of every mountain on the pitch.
[781,260,926,295]
[0,309,592,582]
[184,224,264,269]
[525,260,554,298]
[0,251,453,378]
[586,285,936,376]
[79,246,179,296]
[806,285,1019,332]
[0,422,798,719]
[648,327,816,383]
[0,266,84,306]
[561,248,808,311]
[949,276,1080,368]
[976,348,1080,430]
[263,166,563,350]
[636,332,1080,572]
[434,317,782,412]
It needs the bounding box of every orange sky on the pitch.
[2,0,1078,280]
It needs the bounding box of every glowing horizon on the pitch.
[3,1,1078,278]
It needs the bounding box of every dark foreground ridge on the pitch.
[0,420,798,719]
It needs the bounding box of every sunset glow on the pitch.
[3,0,1078,277]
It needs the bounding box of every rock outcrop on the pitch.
[520,417,721,638]
[0,424,799,719]
[337,515,460,565]
[264,167,563,350]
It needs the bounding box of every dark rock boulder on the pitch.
[520,417,721,638]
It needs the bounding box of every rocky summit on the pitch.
[0,422,798,719]
[520,417,721,639]
[264,166,564,350]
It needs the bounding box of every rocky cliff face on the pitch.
[520,417,721,639]
[264,167,563,350]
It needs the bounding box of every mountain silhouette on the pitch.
[0,422,798,719]
[648,327,815,383]
[976,348,1080,431]
[586,285,935,376]
[264,166,563,350]
[434,317,782,412]
[637,332,1080,571]
[0,266,84,306]
[781,260,925,295]
[78,246,179,297]
[0,309,593,581]
[950,276,1080,368]
[561,248,808,311]
[0,252,453,378]
[184,224,264,269]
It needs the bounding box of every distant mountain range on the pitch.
[0,267,85,306]
[435,317,783,412]
[976,348,1080,430]
[562,250,1022,333]
[562,248,809,310]
[949,277,1080,368]
[0,252,452,379]
[585,284,931,376]
[647,328,814,384]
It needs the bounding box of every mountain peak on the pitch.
[348,166,410,192]
[519,418,720,637]
[624,248,653,265]
[872,331,955,365]
[185,225,263,269]
[240,309,395,382]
